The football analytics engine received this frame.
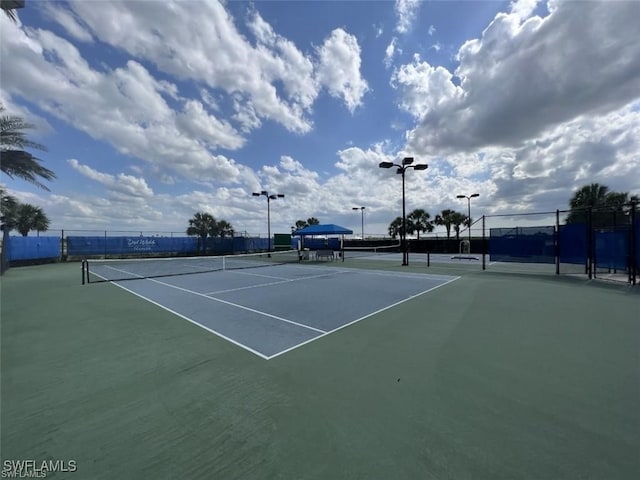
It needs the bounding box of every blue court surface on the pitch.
[100,263,459,359]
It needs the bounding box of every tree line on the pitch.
[388,208,472,241]
[388,184,638,240]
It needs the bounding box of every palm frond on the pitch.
[0,150,56,191]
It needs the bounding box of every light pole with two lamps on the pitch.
[252,190,285,253]
[456,193,479,247]
[352,206,365,239]
[379,157,428,266]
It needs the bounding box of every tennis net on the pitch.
[342,243,401,259]
[83,250,301,283]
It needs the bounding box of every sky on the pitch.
[1,0,639,238]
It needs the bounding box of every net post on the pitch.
[427,252,430,267]
[81,259,86,285]
[482,215,486,270]
[555,210,560,275]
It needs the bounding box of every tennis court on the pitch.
[2,257,639,479]
[83,252,459,358]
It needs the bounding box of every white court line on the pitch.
[90,276,271,360]
[90,266,461,360]
[205,270,351,295]
[143,277,327,334]
[304,264,458,281]
[266,276,461,360]
[224,270,292,281]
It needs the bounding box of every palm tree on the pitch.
[1,187,18,234]
[407,209,433,240]
[0,106,56,190]
[216,220,234,238]
[434,209,456,239]
[388,216,404,239]
[13,203,50,236]
[450,212,469,241]
[307,217,320,225]
[186,212,217,253]
[568,183,609,211]
[566,183,637,226]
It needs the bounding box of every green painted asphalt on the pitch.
[1,261,639,479]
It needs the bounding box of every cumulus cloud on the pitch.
[68,159,154,198]
[316,29,369,113]
[58,0,318,134]
[402,1,640,153]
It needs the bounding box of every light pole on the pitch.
[456,193,479,245]
[379,157,428,266]
[352,206,365,239]
[252,190,285,252]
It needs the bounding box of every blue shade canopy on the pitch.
[293,224,353,236]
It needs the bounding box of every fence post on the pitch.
[555,210,560,275]
[586,207,595,280]
[631,201,637,285]
[482,215,486,271]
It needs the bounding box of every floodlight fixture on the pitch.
[252,189,285,252]
[456,193,481,244]
[352,206,365,239]
[378,157,429,266]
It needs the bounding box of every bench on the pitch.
[315,249,335,261]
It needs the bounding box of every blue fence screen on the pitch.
[594,228,629,270]
[67,236,199,256]
[637,218,640,269]
[489,226,555,263]
[559,224,587,265]
[7,236,61,261]
[66,236,276,257]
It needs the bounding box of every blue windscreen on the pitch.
[489,226,555,263]
[7,236,61,260]
[558,224,587,265]
[637,216,640,269]
[594,228,629,270]
[67,236,199,256]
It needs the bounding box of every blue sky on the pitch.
[1,0,639,237]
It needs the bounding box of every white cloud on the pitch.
[59,0,317,134]
[391,54,462,118]
[395,0,421,34]
[316,29,369,113]
[68,159,154,198]
[40,3,93,42]
[403,1,640,154]
[384,37,401,69]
